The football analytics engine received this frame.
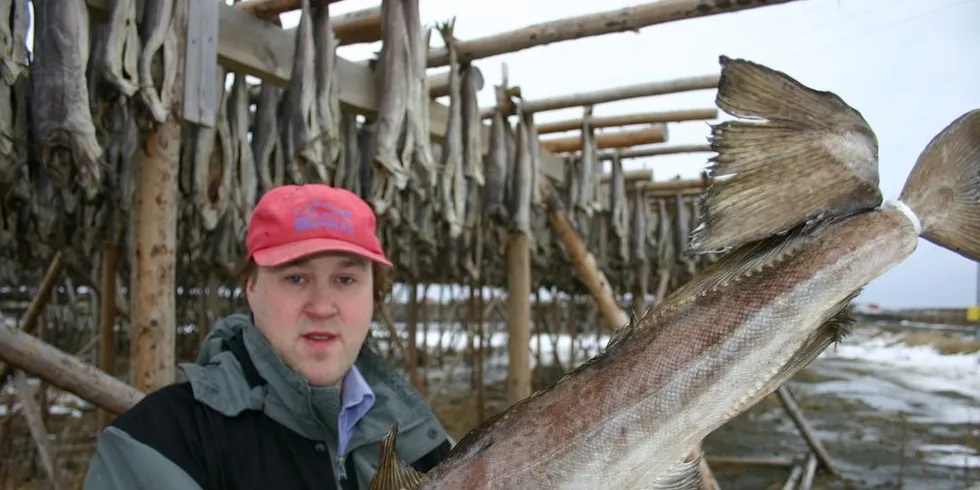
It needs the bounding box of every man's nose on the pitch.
[304,291,339,318]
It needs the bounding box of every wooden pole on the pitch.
[600,143,713,160]
[98,244,119,429]
[506,232,532,404]
[426,0,801,67]
[536,108,718,135]
[282,5,383,46]
[540,180,629,331]
[0,252,66,387]
[429,65,485,99]
[776,386,839,476]
[12,371,67,490]
[483,75,720,118]
[129,0,187,394]
[0,315,144,416]
[541,124,667,153]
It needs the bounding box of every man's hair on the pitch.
[234,255,393,309]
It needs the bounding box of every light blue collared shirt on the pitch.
[338,365,375,456]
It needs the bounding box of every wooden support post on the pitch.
[0,314,144,415]
[426,0,801,67]
[506,232,532,404]
[129,0,187,394]
[776,386,839,476]
[0,251,66,387]
[12,371,67,490]
[98,244,119,429]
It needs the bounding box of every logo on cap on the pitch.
[293,200,355,235]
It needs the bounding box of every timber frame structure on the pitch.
[0,0,835,488]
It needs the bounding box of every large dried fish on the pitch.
[189,70,233,231]
[283,0,324,183]
[228,72,257,219]
[313,1,342,183]
[575,105,598,217]
[436,20,464,239]
[460,62,484,187]
[98,0,140,96]
[32,0,104,200]
[339,112,362,195]
[371,0,411,218]
[482,110,509,222]
[630,189,648,267]
[138,0,178,123]
[0,0,30,85]
[251,81,285,196]
[0,3,28,186]
[509,105,533,234]
[359,120,378,203]
[402,0,437,198]
[610,153,629,264]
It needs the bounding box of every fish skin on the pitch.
[283,0,322,183]
[436,20,464,240]
[368,56,980,489]
[371,0,411,220]
[312,1,342,184]
[32,0,104,201]
[137,0,177,124]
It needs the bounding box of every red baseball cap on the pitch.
[246,184,392,268]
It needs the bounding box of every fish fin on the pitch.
[898,108,980,262]
[690,56,882,254]
[605,307,640,350]
[368,423,425,490]
[646,447,704,490]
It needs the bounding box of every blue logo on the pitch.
[293,200,355,235]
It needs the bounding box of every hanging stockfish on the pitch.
[251,81,285,196]
[461,63,484,186]
[630,188,648,272]
[313,1,343,184]
[673,193,696,280]
[509,103,533,235]
[32,0,104,202]
[358,120,377,201]
[482,110,509,222]
[189,70,234,231]
[339,112,361,195]
[370,0,411,219]
[406,27,437,263]
[228,71,257,221]
[524,110,542,207]
[610,152,629,265]
[282,0,324,184]
[0,0,29,185]
[656,198,675,284]
[403,0,438,199]
[97,0,140,96]
[564,155,579,214]
[436,19,464,240]
[574,105,598,218]
[138,0,179,124]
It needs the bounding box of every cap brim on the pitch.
[251,238,393,268]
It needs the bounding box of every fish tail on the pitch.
[897,108,980,262]
[690,56,882,255]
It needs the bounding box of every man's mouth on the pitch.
[303,332,338,342]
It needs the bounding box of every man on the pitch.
[84,184,452,489]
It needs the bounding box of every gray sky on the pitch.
[298,0,975,308]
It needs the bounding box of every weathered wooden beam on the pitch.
[429,66,485,99]
[537,108,718,135]
[638,177,705,193]
[506,232,532,404]
[0,315,144,416]
[426,0,802,67]
[517,74,720,116]
[599,169,653,183]
[542,124,667,153]
[600,143,713,160]
[238,0,346,20]
[282,5,383,46]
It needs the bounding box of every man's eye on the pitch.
[338,276,356,285]
[285,275,305,285]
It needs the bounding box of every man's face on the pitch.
[245,252,374,388]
